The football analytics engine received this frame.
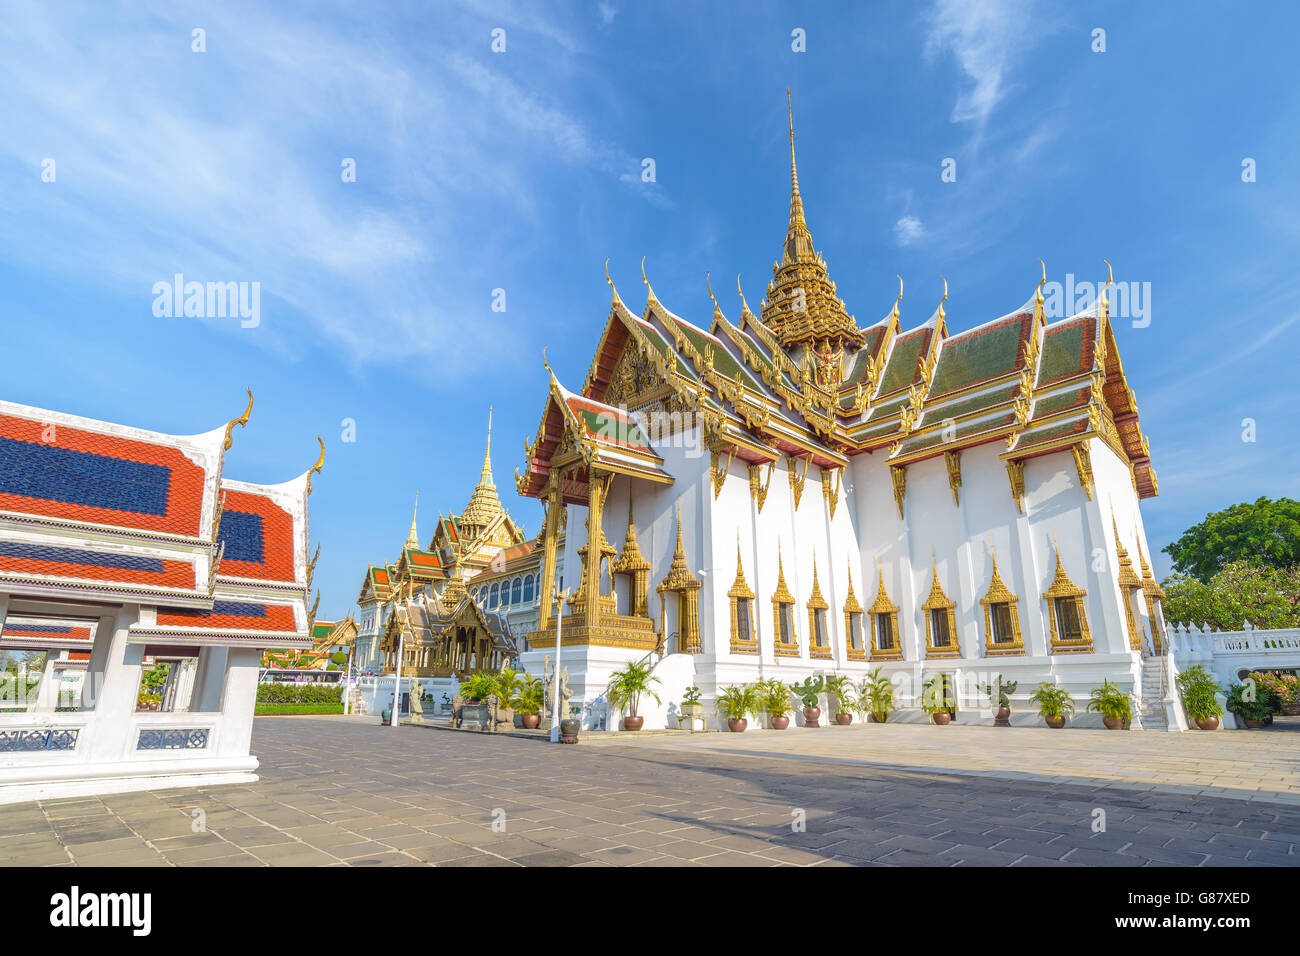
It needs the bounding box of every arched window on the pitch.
[489,583,499,608]
[511,577,523,604]
[522,575,535,603]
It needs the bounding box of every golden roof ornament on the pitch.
[405,493,420,550]
[223,387,254,451]
[758,91,864,352]
[461,406,505,528]
[306,436,325,497]
[605,257,623,308]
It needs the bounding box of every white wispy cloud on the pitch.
[893,215,926,246]
[924,0,1037,130]
[0,1,658,376]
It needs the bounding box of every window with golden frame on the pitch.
[807,556,831,659]
[868,562,903,661]
[727,538,758,654]
[922,556,960,658]
[771,545,800,657]
[981,548,1025,655]
[1043,542,1093,653]
[843,560,866,661]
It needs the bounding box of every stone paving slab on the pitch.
[0,716,1296,867]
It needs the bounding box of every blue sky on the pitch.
[1,0,1297,619]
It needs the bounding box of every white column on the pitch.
[217,647,262,759]
[83,605,144,764]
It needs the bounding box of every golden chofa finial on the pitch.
[1101,258,1113,315]
[542,346,555,378]
[706,271,723,321]
[892,274,903,320]
[937,276,948,324]
[736,273,754,317]
[223,387,254,451]
[641,256,659,306]
[605,257,622,306]
[306,436,325,497]
[1037,257,1047,301]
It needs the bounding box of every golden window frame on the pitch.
[806,556,831,659]
[1043,542,1093,653]
[921,558,960,658]
[981,548,1025,656]
[844,560,866,662]
[868,563,903,661]
[727,538,758,654]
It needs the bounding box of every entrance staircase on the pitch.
[1138,654,1168,731]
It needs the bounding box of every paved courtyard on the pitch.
[2,716,1297,867]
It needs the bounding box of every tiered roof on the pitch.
[517,104,1157,501]
[0,393,322,650]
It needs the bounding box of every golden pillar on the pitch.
[584,471,606,628]
[537,476,562,629]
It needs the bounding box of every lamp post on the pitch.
[548,585,571,743]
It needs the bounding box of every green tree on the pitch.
[1163,497,1300,582]
[1162,560,1300,630]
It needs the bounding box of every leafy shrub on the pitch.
[256,683,344,704]
[1175,665,1224,721]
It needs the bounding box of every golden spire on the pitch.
[761,91,862,351]
[461,406,504,528]
[783,88,812,263]
[405,493,420,550]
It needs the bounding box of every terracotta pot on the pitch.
[1103,716,1124,730]
[871,712,888,723]
[1045,715,1066,729]
[521,714,541,729]
[803,706,821,728]
[1194,716,1219,731]
[1244,718,1262,728]
[622,715,644,731]
[728,718,748,733]
[771,715,790,730]
[931,712,951,725]
[995,706,1011,720]
[835,713,853,725]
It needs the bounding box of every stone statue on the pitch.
[450,693,464,729]
[486,693,514,733]
[543,656,574,720]
[408,682,424,724]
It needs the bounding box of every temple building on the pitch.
[511,98,1175,731]
[352,412,560,687]
[0,392,323,803]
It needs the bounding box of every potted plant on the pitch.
[511,675,546,730]
[1175,665,1224,730]
[459,672,498,729]
[824,673,856,725]
[1087,679,1132,730]
[1226,682,1275,728]
[1029,682,1075,728]
[790,675,826,727]
[860,667,896,724]
[681,685,703,719]
[607,661,661,731]
[977,676,1018,726]
[921,674,957,725]
[759,679,793,729]
[716,683,761,732]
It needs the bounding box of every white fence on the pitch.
[1168,622,1300,687]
